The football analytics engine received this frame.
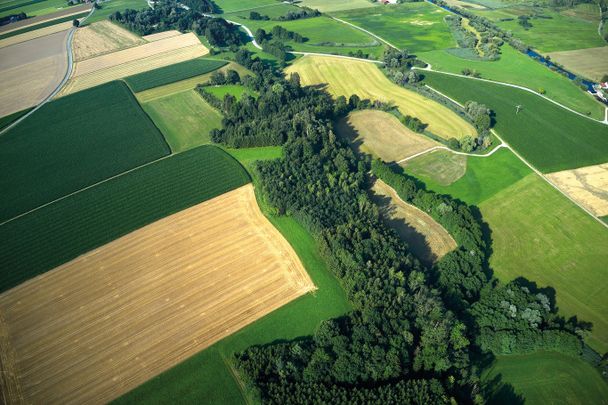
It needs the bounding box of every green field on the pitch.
[84,0,147,25]
[0,0,73,18]
[334,2,456,52]
[300,0,378,13]
[114,146,351,404]
[213,0,276,14]
[419,45,605,119]
[0,11,89,39]
[0,81,170,224]
[0,145,249,293]
[0,107,31,129]
[124,59,228,93]
[224,12,385,58]
[422,71,608,173]
[482,352,608,404]
[142,90,223,153]
[469,4,606,52]
[204,84,255,100]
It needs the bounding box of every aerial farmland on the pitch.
[0,0,607,404]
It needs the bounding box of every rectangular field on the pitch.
[0,184,315,405]
[0,145,249,293]
[547,46,608,83]
[124,58,227,92]
[0,80,169,224]
[287,55,476,140]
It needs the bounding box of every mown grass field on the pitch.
[84,0,147,25]
[224,13,385,58]
[114,146,351,404]
[0,145,249,293]
[422,71,608,173]
[287,56,476,140]
[0,81,169,224]
[213,0,276,14]
[482,352,608,404]
[0,0,71,18]
[204,84,254,100]
[419,45,605,119]
[334,2,455,52]
[142,89,222,153]
[125,58,227,92]
[301,0,378,13]
[402,149,467,187]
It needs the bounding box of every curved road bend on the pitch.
[0,6,96,136]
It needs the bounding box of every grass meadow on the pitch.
[482,352,608,404]
[419,45,605,119]
[0,11,89,39]
[422,71,608,173]
[0,0,71,18]
[114,146,351,404]
[0,146,249,293]
[334,2,455,52]
[0,81,170,223]
[85,0,148,25]
[300,0,378,13]
[125,59,227,93]
[213,0,276,14]
[204,84,255,100]
[142,89,222,153]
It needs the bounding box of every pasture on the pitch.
[548,46,608,83]
[480,174,608,352]
[125,58,226,92]
[371,178,456,266]
[142,90,222,153]
[334,2,455,52]
[0,184,314,405]
[482,352,608,404]
[300,0,378,13]
[0,3,89,34]
[335,109,438,162]
[0,145,249,293]
[115,146,351,404]
[84,0,148,25]
[0,29,67,117]
[419,45,605,119]
[287,55,476,140]
[422,71,608,173]
[0,81,169,226]
[0,0,76,18]
[213,0,276,14]
[73,20,145,62]
[402,149,467,186]
[204,84,254,100]
[547,163,608,217]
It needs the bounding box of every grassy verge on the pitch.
[114,146,351,404]
[422,71,608,173]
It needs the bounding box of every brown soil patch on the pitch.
[0,184,314,405]
[61,44,208,95]
[72,32,203,77]
[371,179,456,265]
[547,46,608,82]
[0,21,71,49]
[73,21,145,62]
[547,163,608,216]
[143,30,182,42]
[0,4,90,34]
[0,30,67,117]
[335,109,438,162]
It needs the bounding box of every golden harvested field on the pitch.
[61,44,208,95]
[0,4,90,34]
[287,55,476,140]
[547,163,608,217]
[335,109,438,162]
[72,32,203,77]
[547,46,608,82]
[0,21,71,49]
[0,30,67,117]
[371,179,456,265]
[143,30,182,42]
[73,21,145,62]
[0,185,314,405]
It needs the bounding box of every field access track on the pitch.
[0,184,314,405]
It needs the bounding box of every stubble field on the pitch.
[72,20,145,62]
[0,184,314,405]
[546,163,608,217]
[547,46,608,83]
[287,55,476,140]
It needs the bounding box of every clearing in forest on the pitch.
[335,109,438,162]
[0,184,314,405]
[72,20,145,62]
[546,163,608,217]
[371,178,456,265]
[547,46,608,83]
[287,55,476,140]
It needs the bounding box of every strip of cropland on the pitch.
[0,183,314,405]
[0,3,90,34]
[335,109,438,162]
[0,19,70,48]
[287,55,476,140]
[0,10,88,39]
[547,46,608,83]
[422,71,608,173]
[0,0,79,19]
[0,80,170,225]
[72,20,146,62]
[124,58,227,92]
[0,145,249,293]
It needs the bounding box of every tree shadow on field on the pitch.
[477,352,525,405]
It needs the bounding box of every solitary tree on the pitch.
[72,19,80,27]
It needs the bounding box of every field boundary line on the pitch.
[291,51,383,64]
[0,153,173,228]
[395,143,507,164]
[0,7,96,136]
[220,352,253,405]
[329,16,399,50]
